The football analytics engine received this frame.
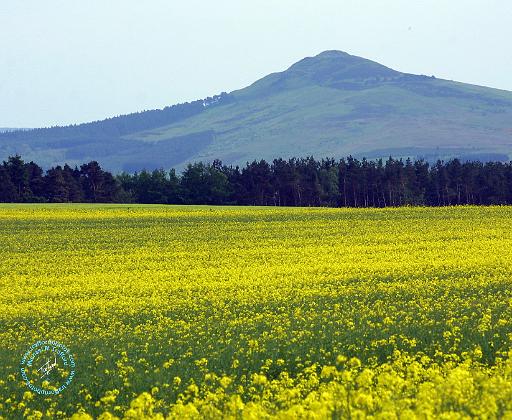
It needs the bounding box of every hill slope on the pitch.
[2,50,512,171]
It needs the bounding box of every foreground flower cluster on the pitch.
[0,204,511,418]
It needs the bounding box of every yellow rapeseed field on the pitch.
[1,204,512,419]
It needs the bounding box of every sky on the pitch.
[0,0,511,128]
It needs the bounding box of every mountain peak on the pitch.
[314,50,351,58]
[240,50,402,97]
[286,50,401,84]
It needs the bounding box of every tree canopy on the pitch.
[1,155,512,207]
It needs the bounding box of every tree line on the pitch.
[1,155,512,207]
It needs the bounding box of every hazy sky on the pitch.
[1,0,511,127]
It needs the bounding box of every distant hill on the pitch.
[2,50,512,171]
[0,127,30,133]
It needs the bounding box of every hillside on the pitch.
[2,50,512,171]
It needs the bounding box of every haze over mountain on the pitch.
[2,50,512,172]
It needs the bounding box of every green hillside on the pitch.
[2,51,512,171]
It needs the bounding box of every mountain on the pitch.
[2,50,512,171]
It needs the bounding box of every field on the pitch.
[1,204,512,419]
